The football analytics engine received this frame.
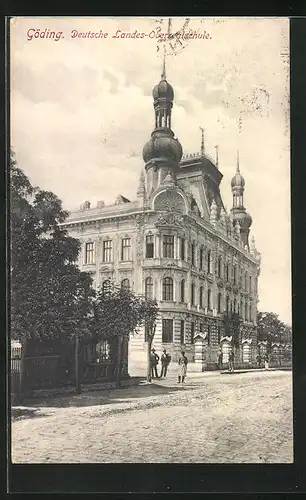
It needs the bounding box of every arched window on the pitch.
[121,278,130,290]
[191,282,195,306]
[218,256,222,278]
[180,279,185,302]
[199,286,203,308]
[102,280,111,295]
[226,295,230,313]
[217,292,222,313]
[163,277,173,301]
[145,277,153,300]
[207,250,212,274]
[207,288,212,310]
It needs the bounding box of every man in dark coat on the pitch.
[150,348,159,379]
[160,349,171,378]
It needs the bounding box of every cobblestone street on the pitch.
[11,370,293,463]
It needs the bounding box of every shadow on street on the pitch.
[12,381,197,413]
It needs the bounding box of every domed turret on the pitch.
[231,151,245,190]
[152,79,174,102]
[230,151,252,249]
[142,130,183,164]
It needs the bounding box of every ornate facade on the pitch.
[62,66,261,370]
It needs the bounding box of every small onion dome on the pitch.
[143,131,183,164]
[231,209,252,230]
[231,171,245,189]
[152,79,174,102]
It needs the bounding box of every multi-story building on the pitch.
[62,65,261,370]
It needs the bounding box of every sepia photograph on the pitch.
[9,16,292,465]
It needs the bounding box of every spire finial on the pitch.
[214,145,219,167]
[161,43,166,80]
[200,127,205,156]
[236,150,240,173]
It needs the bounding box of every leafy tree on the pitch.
[91,282,159,386]
[257,311,291,353]
[10,152,95,391]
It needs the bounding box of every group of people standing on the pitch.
[149,348,188,383]
[217,348,235,372]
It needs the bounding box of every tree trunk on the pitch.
[75,333,81,394]
[116,335,123,389]
[147,338,152,383]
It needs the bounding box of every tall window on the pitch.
[199,286,203,308]
[207,250,212,274]
[249,276,252,293]
[217,292,222,313]
[163,277,173,301]
[191,244,195,266]
[207,325,211,345]
[199,323,203,332]
[240,300,243,318]
[199,248,204,270]
[180,320,185,344]
[190,322,195,344]
[121,238,131,261]
[121,278,130,290]
[190,283,195,305]
[102,280,111,295]
[103,240,112,263]
[245,272,248,290]
[180,238,185,260]
[146,235,154,258]
[245,302,248,320]
[233,298,236,313]
[226,262,229,281]
[233,265,237,285]
[207,289,212,310]
[226,295,230,313]
[249,304,252,322]
[163,235,174,258]
[180,279,185,302]
[162,319,173,343]
[145,277,153,300]
[218,256,222,278]
[85,242,94,264]
[217,325,221,344]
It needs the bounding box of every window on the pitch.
[102,280,111,295]
[199,323,203,332]
[217,292,222,313]
[233,265,237,285]
[199,248,204,270]
[190,322,195,344]
[146,235,154,258]
[85,242,94,264]
[163,277,173,301]
[145,277,153,300]
[245,272,248,290]
[240,300,243,318]
[226,295,230,314]
[207,289,212,310]
[95,340,110,361]
[199,286,203,308]
[191,244,195,266]
[226,263,229,281]
[121,238,131,261]
[162,319,173,343]
[217,325,221,344]
[180,320,185,344]
[207,250,212,273]
[180,279,185,302]
[249,304,252,322]
[103,240,112,263]
[180,238,185,260]
[207,325,211,345]
[191,283,195,305]
[163,235,175,258]
[121,278,130,290]
[249,276,252,293]
[245,302,248,320]
[233,298,236,313]
[218,256,222,278]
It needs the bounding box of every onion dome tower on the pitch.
[230,151,252,249]
[142,57,183,195]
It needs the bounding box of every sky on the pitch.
[10,17,291,325]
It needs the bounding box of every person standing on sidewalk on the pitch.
[264,353,270,370]
[160,349,171,378]
[150,348,160,379]
[177,351,188,383]
[218,348,223,370]
[228,349,234,373]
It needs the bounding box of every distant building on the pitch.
[62,65,261,370]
